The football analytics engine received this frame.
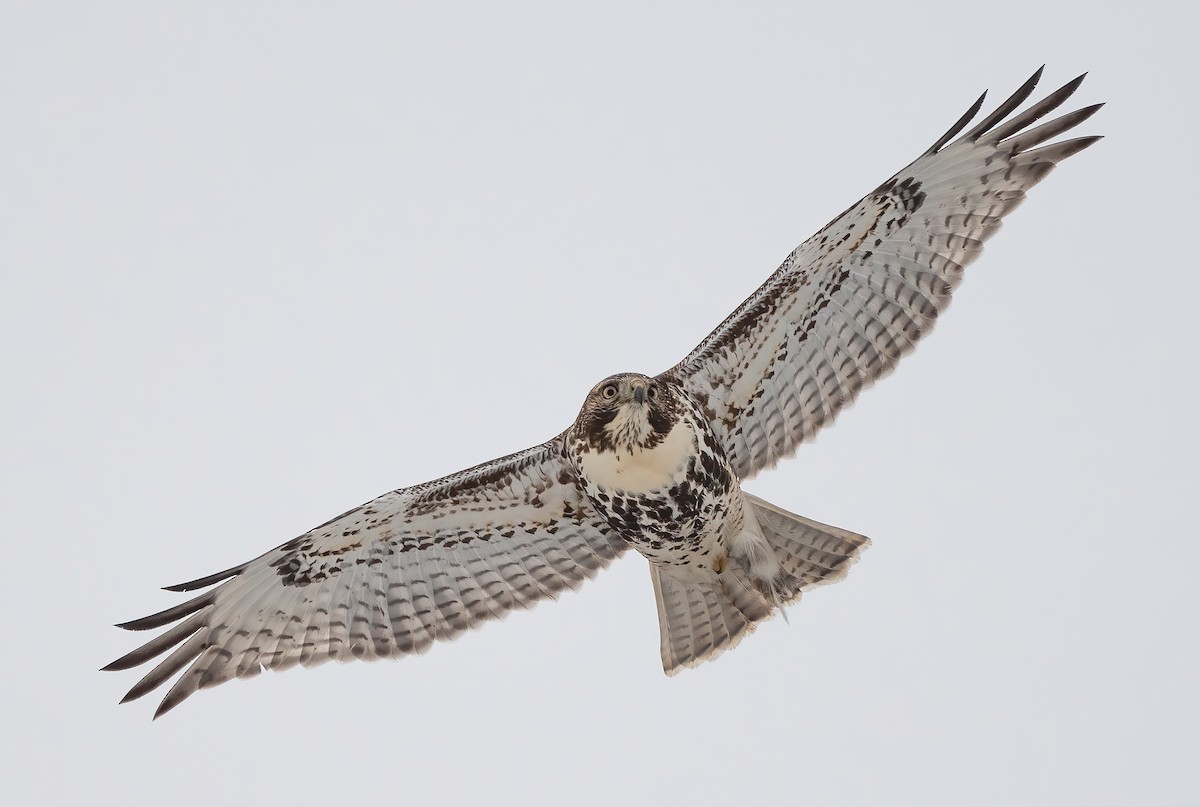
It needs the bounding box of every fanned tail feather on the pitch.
[652,494,869,674]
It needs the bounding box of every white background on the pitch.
[3,2,1196,805]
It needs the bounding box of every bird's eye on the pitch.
[602,384,618,400]
[647,386,658,400]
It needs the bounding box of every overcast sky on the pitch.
[3,2,1197,805]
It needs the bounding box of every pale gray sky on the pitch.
[3,2,1197,805]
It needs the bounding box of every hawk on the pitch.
[107,68,1101,718]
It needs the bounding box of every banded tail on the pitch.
[651,494,870,674]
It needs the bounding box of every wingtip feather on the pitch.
[163,563,247,592]
[1015,135,1104,170]
[960,66,1045,143]
[925,89,987,155]
[153,697,180,720]
[115,591,214,631]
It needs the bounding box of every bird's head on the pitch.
[571,373,678,453]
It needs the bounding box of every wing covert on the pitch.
[105,438,626,717]
[660,68,1102,479]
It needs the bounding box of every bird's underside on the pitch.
[107,67,1102,718]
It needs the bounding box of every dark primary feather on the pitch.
[163,563,249,593]
[961,66,1046,141]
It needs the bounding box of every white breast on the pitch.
[578,421,697,494]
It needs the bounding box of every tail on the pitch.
[652,493,870,674]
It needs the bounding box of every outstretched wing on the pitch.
[105,438,625,718]
[660,68,1102,480]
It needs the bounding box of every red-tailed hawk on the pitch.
[107,68,1101,718]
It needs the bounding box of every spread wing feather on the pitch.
[660,68,1102,479]
[105,438,625,718]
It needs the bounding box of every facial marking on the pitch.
[605,398,656,449]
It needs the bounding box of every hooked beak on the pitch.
[632,384,646,404]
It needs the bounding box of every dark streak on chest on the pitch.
[572,404,739,569]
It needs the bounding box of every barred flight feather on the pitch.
[661,67,1101,480]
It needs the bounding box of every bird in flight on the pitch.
[107,68,1101,718]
